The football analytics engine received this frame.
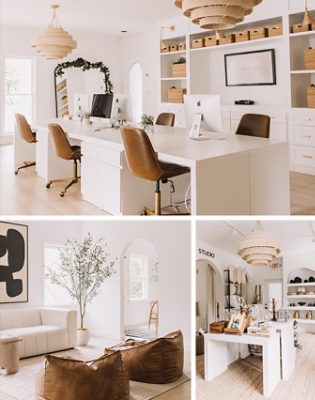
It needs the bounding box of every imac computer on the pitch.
[90,94,114,123]
[184,95,225,140]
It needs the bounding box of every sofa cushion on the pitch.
[0,308,41,330]
[1,326,68,358]
[36,352,129,400]
[106,330,184,384]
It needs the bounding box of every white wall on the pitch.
[0,25,121,138]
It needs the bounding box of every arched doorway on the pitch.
[129,62,143,123]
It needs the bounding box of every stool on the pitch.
[0,336,22,375]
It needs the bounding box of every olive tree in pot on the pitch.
[46,234,116,346]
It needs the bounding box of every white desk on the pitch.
[25,119,290,215]
[269,321,296,381]
[204,332,281,398]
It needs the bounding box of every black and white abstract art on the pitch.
[0,221,28,303]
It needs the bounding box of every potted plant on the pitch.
[46,234,116,346]
[172,57,186,78]
[140,114,156,133]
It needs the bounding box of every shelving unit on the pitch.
[55,78,69,118]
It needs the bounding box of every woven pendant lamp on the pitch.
[174,0,263,30]
[237,221,281,266]
[303,0,315,26]
[31,5,77,60]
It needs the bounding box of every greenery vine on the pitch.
[54,57,113,94]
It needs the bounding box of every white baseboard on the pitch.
[0,134,13,145]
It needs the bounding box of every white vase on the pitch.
[77,328,90,346]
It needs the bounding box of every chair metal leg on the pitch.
[15,161,36,175]
[155,181,161,215]
[60,160,79,197]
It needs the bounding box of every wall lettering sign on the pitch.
[198,248,215,258]
[0,222,28,303]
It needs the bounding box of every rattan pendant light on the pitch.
[174,0,263,30]
[31,5,77,60]
[303,0,315,26]
[237,221,281,267]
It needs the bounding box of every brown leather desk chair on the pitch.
[47,123,81,197]
[120,127,190,215]
[155,112,175,127]
[235,113,270,138]
[14,114,37,175]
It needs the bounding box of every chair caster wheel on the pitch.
[46,183,51,189]
[15,170,18,175]
[60,192,65,197]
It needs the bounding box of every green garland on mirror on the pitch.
[54,57,113,94]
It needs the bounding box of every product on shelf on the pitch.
[191,38,204,49]
[304,47,315,70]
[293,23,310,33]
[268,24,283,37]
[235,30,249,42]
[249,27,268,40]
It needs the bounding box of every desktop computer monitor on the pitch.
[90,94,114,123]
[184,95,223,134]
[111,94,130,122]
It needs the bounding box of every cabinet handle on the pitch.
[303,155,313,159]
[304,118,312,122]
[302,134,312,138]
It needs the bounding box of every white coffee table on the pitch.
[0,335,22,375]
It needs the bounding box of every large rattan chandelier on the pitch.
[31,5,77,60]
[174,0,263,30]
[237,221,281,266]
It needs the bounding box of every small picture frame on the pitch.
[224,313,246,335]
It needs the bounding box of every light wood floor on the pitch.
[1,144,315,215]
[197,332,315,400]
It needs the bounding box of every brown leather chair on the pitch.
[14,113,37,175]
[120,127,190,215]
[155,112,175,127]
[47,124,81,197]
[235,113,270,138]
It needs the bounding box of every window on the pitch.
[43,244,74,306]
[4,57,34,134]
[129,63,143,123]
[128,253,148,301]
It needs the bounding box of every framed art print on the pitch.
[224,49,276,86]
[0,221,28,303]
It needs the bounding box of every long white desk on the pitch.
[17,119,290,215]
[204,332,281,398]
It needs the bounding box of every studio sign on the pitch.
[198,248,215,258]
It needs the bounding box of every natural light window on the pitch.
[4,57,34,134]
[129,62,143,123]
[128,253,148,301]
[44,244,74,306]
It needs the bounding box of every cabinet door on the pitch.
[99,163,121,215]
[81,157,99,206]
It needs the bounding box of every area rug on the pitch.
[0,346,190,400]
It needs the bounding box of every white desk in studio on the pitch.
[16,119,290,215]
[204,332,281,398]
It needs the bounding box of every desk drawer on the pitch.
[82,142,99,160]
[292,113,315,126]
[292,145,315,167]
[99,147,121,167]
[292,126,315,146]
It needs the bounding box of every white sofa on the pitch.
[0,308,77,358]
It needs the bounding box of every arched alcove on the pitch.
[120,238,159,338]
[129,62,143,123]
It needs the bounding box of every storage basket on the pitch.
[307,86,315,108]
[167,88,187,103]
[235,31,249,42]
[293,23,310,33]
[191,38,204,48]
[172,63,186,78]
[249,27,268,40]
[219,34,235,44]
[178,42,186,51]
[267,23,283,37]
[170,44,178,52]
[204,36,217,47]
[305,48,315,69]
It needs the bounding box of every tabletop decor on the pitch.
[46,233,116,345]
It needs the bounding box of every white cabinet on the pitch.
[289,109,315,174]
[81,154,99,206]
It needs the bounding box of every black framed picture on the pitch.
[0,221,28,303]
[224,49,276,87]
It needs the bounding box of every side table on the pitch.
[0,335,22,375]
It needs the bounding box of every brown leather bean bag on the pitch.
[36,351,129,400]
[106,330,184,384]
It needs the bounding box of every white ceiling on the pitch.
[0,0,181,36]
[197,220,315,257]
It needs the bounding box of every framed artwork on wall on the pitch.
[0,221,28,303]
[224,49,276,87]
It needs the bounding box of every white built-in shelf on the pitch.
[160,77,187,81]
[57,87,67,95]
[290,70,315,74]
[284,306,315,311]
[287,295,315,298]
[289,30,315,38]
[160,50,186,56]
[58,103,69,111]
[295,319,315,324]
[287,282,315,287]
[190,35,283,53]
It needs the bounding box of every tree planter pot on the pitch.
[77,328,90,346]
